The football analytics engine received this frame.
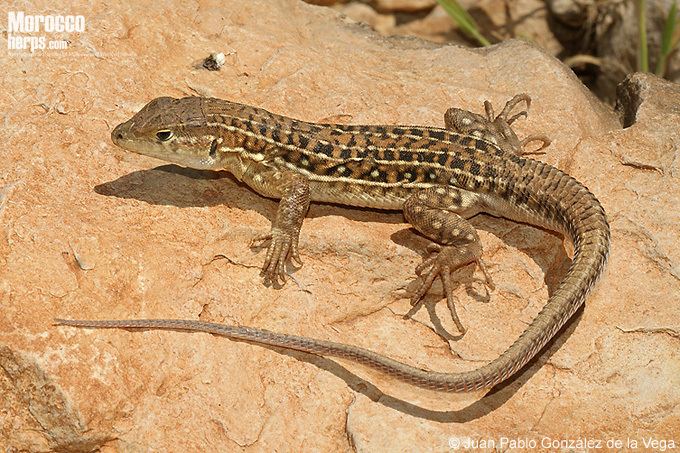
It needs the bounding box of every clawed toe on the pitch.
[497,93,531,122]
[410,262,441,306]
[519,134,551,155]
[250,232,272,249]
[252,228,301,286]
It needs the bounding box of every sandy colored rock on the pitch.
[1,0,679,451]
[390,5,465,44]
[337,2,397,35]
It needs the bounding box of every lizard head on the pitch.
[111,96,227,170]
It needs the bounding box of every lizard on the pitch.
[56,94,610,392]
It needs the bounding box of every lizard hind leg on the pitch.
[443,94,551,155]
[403,187,494,334]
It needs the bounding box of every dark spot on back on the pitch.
[450,155,466,170]
[419,152,435,163]
[459,136,473,147]
[475,140,489,152]
[509,154,522,164]
[429,130,445,141]
[286,132,298,146]
[399,151,412,162]
[271,129,282,143]
[314,142,334,157]
[483,164,497,178]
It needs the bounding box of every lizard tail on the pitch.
[463,187,610,390]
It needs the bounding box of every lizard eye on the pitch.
[156,130,174,141]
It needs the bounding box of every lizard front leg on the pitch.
[403,186,494,334]
[244,166,311,286]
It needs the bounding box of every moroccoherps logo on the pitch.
[7,11,85,53]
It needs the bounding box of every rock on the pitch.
[337,2,397,35]
[392,4,467,44]
[1,0,678,450]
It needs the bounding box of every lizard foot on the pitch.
[409,243,495,334]
[250,228,303,287]
[444,93,551,155]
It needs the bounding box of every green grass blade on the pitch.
[655,0,678,75]
[436,0,491,47]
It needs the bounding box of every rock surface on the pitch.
[1,0,679,450]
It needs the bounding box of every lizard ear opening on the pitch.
[209,138,218,158]
[156,130,174,141]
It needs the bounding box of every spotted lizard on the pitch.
[56,94,610,392]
